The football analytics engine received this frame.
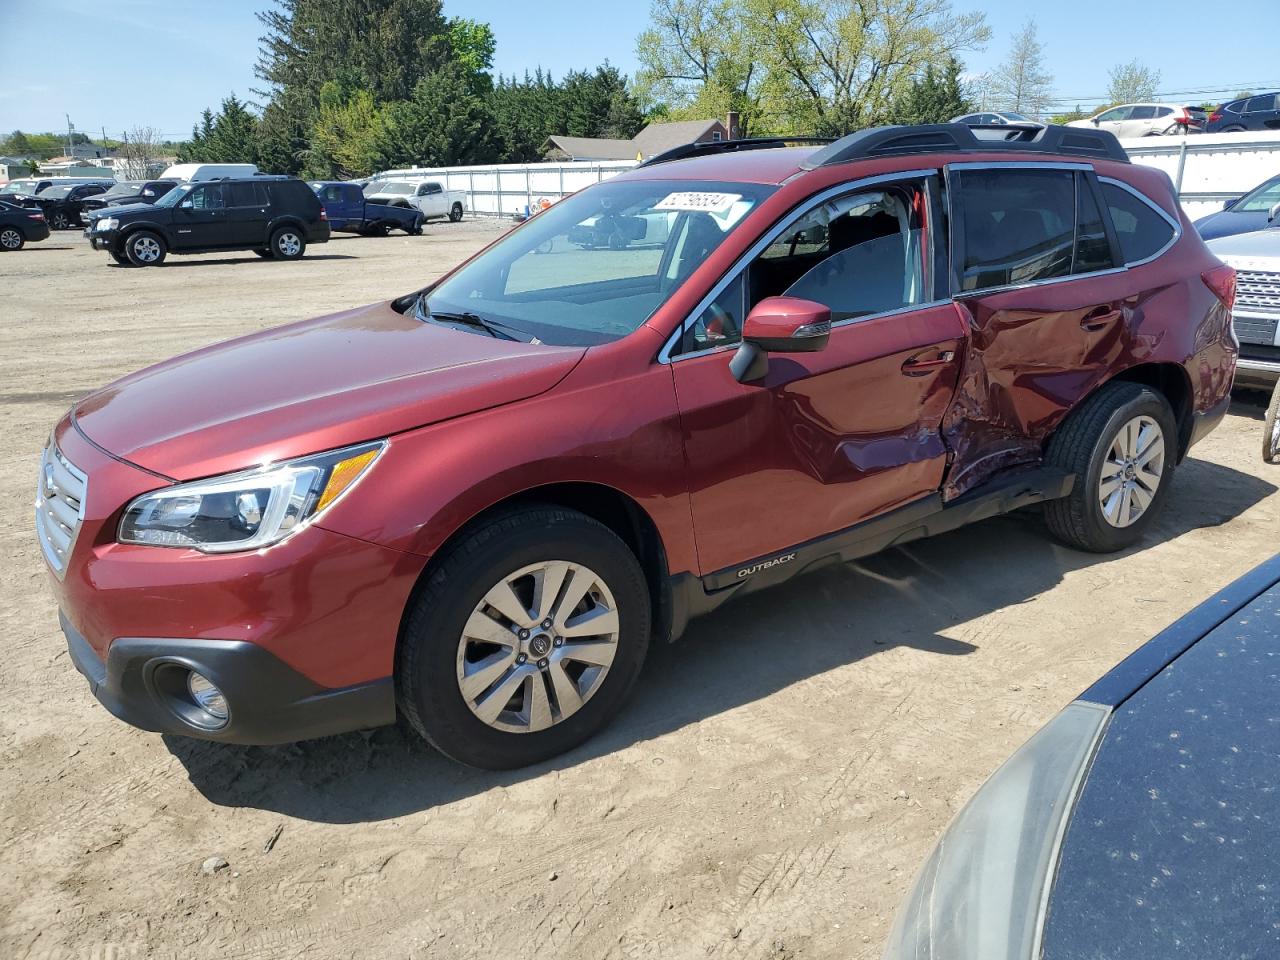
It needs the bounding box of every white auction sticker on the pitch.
[654,192,743,213]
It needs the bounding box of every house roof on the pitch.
[632,119,725,158]
[544,135,636,160]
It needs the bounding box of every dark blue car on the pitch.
[1194,173,1280,241]
[309,181,423,236]
[1206,93,1280,133]
[883,554,1280,960]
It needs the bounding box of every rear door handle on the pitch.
[1081,306,1122,331]
[901,351,955,375]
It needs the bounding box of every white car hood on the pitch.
[1207,228,1280,271]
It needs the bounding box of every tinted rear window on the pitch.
[1101,182,1176,264]
[956,168,1121,291]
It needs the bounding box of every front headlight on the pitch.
[882,701,1110,960]
[118,441,384,553]
[96,217,118,231]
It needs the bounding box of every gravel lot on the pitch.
[2,224,1277,960]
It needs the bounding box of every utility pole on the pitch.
[65,114,74,157]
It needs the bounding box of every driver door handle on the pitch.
[1081,305,1122,331]
[901,350,955,375]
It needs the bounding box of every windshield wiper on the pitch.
[414,293,532,342]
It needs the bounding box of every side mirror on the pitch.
[1223,196,1240,210]
[142,189,155,197]
[730,296,831,383]
[179,197,193,209]
[1269,201,1280,223]
[1091,117,1100,126]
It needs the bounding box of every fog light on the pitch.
[187,671,228,721]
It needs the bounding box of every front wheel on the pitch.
[269,226,305,260]
[109,250,130,266]
[1043,381,1177,552]
[1263,382,1280,465]
[396,506,651,769]
[50,209,71,230]
[448,202,463,223]
[124,230,166,266]
[0,227,24,251]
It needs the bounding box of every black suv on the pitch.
[86,176,330,266]
[29,181,112,229]
[80,179,178,215]
[1207,92,1280,133]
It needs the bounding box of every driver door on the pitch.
[668,176,967,575]
[174,183,228,248]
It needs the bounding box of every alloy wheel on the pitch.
[132,236,161,263]
[51,212,69,229]
[0,228,21,250]
[278,232,301,256]
[1098,415,1164,528]
[456,561,620,734]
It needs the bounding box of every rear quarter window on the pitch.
[1100,181,1177,265]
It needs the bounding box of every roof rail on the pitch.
[801,123,1128,168]
[640,136,836,168]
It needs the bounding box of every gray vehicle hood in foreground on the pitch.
[1042,581,1280,959]
[1206,227,1280,269]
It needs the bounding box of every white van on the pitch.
[158,163,260,183]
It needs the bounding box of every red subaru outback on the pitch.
[38,125,1237,768]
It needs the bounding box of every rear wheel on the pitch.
[1043,381,1177,552]
[396,506,650,769]
[269,226,305,260]
[49,209,71,230]
[124,230,166,266]
[1263,382,1280,465]
[0,227,24,251]
[448,202,463,223]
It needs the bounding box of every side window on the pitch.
[188,184,226,210]
[1074,175,1116,274]
[1129,106,1157,120]
[1244,95,1274,114]
[1154,107,1173,118]
[427,183,442,195]
[1097,107,1129,123]
[680,184,927,353]
[1101,181,1176,265]
[229,183,266,207]
[954,168,1075,291]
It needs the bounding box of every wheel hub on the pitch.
[1098,414,1164,529]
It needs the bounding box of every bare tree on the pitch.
[1106,60,1160,105]
[992,20,1053,119]
[117,126,162,179]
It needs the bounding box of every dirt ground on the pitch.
[1,224,1277,960]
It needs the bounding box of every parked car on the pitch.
[1206,92,1280,133]
[365,179,466,222]
[27,181,112,229]
[1206,228,1280,387]
[309,180,423,235]
[0,176,105,202]
[1068,103,1205,137]
[0,198,49,250]
[42,124,1236,768]
[1193,172,1280,240]
[950,111,1041,126]
[80,179,179,214]
[882,553,1280,960]
[158,162,260,182]
[85,176,330,266]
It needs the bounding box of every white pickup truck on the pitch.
[364,179,466,222]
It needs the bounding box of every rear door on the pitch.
[1244,94,1280,130]
[1120,106,1157,137]
[668,173,967,574]
[940,162,1126,497]
[224,182,270,244]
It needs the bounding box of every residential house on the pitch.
[543,118,732,163]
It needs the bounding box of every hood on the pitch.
[1194,208,1267,241]
[1206,227,1280,269]
[73,300,586,480]
[102,201,168,221]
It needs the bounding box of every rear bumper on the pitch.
[62,611,396,744]
[1187,393,1231,451]
[26,221,50,242]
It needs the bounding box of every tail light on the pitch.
[26,212,44,221]
[1202,264,1237,311]
[319,208,327,220]
[1208,110,1223,124]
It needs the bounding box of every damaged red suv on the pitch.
[39,124,1236,769]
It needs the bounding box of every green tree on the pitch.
[991,20,1053,119]
[1107,60,1160,105]
[378,66,493,167]
[306,83,387,178]
[488,70,566,161]
[448,17,496,91]
[177,95,261,164]
[892,57,972,125]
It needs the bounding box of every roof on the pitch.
[544,136,636,160]
[631,119,726,157]
[621,146,819,185]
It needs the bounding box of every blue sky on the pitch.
[1,0,1277,139]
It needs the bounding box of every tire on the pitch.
[407,217,423,236]
[1043,381,1178,553]
[370,223,390,237]
[396,506,651,769]
[448,202,463,223]
[123,230,166,266]
[49,209,71,230]
[0,226,24,251]
[1263,382,1280,465]
[269,226,306,260]
[252,248,272,258]
[109,250,130,266]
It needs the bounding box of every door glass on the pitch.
[1073,176,1115,274]
[955,168,1075,290]
[1096,107,1129,123]
[1128,106,1157,120]
[189,184,226,210]
[1244,95,1275,113]
[229,183,265,207]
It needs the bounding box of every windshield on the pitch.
[41,185,75,199]
[1,179,41,195]
[104,182,142,197]
[1238,175,1280,213]
[426,179,772,346]
[1004,112,1031,121]
[376,181,415,195]
[153,184,190,208]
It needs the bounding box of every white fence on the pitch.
[375,160,639,218]
[375,132,1280,221]
[1120,131,1280,219]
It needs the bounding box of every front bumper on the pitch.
[85,226,119,252]
[62,611,395,743]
